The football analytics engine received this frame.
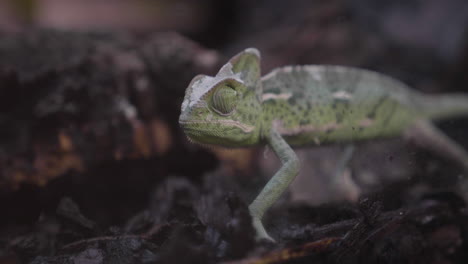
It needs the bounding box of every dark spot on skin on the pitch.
[366,112,376,119]
[268,88,281,94]
[288,97,296,105]
[367,95,388,119]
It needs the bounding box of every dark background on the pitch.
[1,0,468,263]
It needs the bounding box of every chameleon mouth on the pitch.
[179,122,230,146]
[178,120,220,140]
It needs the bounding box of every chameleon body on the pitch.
[179,48,468,241]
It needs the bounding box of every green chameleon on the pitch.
[179,48,468,241]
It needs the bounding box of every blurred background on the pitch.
[2,0,467,199]
[1,0,468,67]
[1,0,468,263]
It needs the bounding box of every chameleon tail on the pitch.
[419,93,468,121]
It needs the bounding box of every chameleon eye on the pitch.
[211,85,238,115]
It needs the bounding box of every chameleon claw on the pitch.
[252,217,276,242]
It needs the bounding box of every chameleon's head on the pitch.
[179,48,263,147]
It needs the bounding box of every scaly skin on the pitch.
[179,48,468,242]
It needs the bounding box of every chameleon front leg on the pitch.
[249,129,300,241]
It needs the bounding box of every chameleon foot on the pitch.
[252,217,275,242]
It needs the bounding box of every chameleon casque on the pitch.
[179,48,468,241]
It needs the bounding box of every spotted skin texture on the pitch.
[179,48,468,242]
[261,66,421,145]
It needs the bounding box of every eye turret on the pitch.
[211,85,238,115]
